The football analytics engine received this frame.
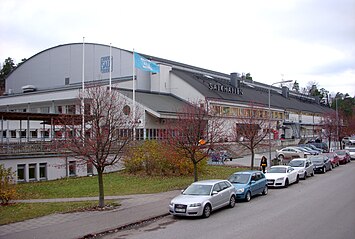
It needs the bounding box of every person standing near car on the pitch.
[260,155,268,173]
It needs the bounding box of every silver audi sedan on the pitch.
[169,179,236,218]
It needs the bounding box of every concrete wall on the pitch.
[170,72,204,103]
[0,155,123,183]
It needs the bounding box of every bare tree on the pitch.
[230,105,269,169]
[321,111,338,150]
[55,86,138,208]
[164,102,225,182]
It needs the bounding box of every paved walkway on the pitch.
[0,190,180,239]
[0,152,276,239]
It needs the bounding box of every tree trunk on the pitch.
[250,149,255,170]
[193,162,198,182]
[97,170,105,208]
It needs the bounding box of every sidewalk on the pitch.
[218,151,277,168]
[0,190,180,239]
[0,152,276,239]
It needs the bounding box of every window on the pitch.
[39,163,47,180]
[30,108,38,113]
[66,105,76,114]
[65,77,70,85]
[31,130,38,138]
[218,182,229,191]
[222,107,230,116]
[17,164,26,182]
[212,105,221,115]
[230,107,238,116]
[57,106,63,114]
[40,107,50,113]
[69,161,76,176]
[10,130,16,138]
[136,128,144,141]
[84,104,91,115]
[87,162,93,175]
[41,131,50,138]
[212,183,221,192]
[20,130,26,138]
[123,105,131,115]
[2,130,6,138]
[29,163,36,181]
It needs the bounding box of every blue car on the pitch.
[228,171,268,202]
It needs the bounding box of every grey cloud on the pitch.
[264,0,355,48]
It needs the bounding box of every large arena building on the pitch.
[0,43,333,182]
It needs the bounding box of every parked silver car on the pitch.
[276,147,307,162]
[169,180,236,218]
[288,158,314,179]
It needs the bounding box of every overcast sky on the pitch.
[1,0,354,97]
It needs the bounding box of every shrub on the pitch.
[124,140,206,176]
[0,164,18,205]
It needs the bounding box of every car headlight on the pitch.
[276,177,284,181]
[236,188,245,193]
[189,203,202,207]
[299,169,305,173]
[169,202,174,206]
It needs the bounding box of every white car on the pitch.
[346,147,355,160]
[265,165,300,187]
[288,158,314,179]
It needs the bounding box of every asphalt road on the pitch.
[101,162,355,239]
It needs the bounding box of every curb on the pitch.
[79,213,170,239]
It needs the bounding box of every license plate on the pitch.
[175,208,186,212]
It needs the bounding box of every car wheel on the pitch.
[229,195,236,208]
[202,204,212,218]
[284,179,289,188]
[303,172,307,180]
[262,186,268,195]
[245,191,251,202]
[311,170,314,176]
[296,175,299,183]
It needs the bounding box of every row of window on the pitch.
[212,105,322,120]
[5,104,92,115]
[67,161,93,176]
[17,163,47,182]
[2,130,49,139]
[16,161,94,182]
[212,105,285,119]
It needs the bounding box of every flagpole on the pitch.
[81,37,85,141]
[109,43,112,92]
[132,49,136,140]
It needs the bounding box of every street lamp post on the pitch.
[268,80,292,168]
[335,97,338,149]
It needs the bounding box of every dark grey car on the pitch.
[310,155,332,173]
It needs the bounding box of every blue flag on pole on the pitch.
[134,52,160,73]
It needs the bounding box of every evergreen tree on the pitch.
[0,57,16,94]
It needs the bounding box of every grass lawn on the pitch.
[1,165,243,225]
[16,165,242,199]
[0,200,118,225]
